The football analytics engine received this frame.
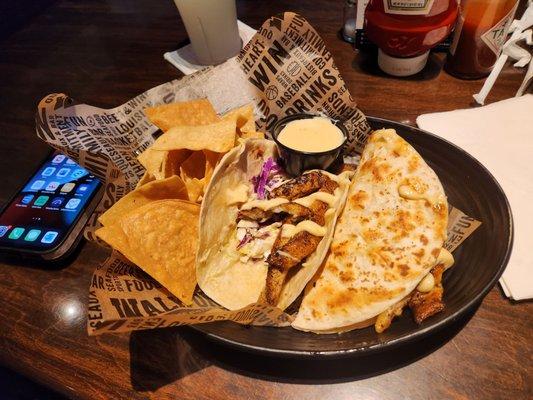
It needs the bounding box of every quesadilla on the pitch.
[292,129,453,333]
[196,139,352,311]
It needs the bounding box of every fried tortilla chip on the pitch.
[99,176,188,227]
[180,151,207,180]
[203,150,223,183]
[137,148,167,180]
[151,119,237,153]
[161,149,192,178]
[222,103,256,134]
[96,200,200,305]
[182,177,205,203]
[145,99,219,131]
[239,131,265,140]
[136,172,155,189]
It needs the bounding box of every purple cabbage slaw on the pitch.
[237,232,252,249]
[236,230,271,250]
[251,157,282,200]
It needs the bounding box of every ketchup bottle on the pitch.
[364,0,459,76]
[445,0,519,79]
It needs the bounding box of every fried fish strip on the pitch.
[375,264,447,332]
[307,200,329,225]
[408,264,446,324]
[265,230,322,305]
[237,202,312,223]
[265,265,287,306]
[267,231,321,272]
[268,171,328,200]
[264,187,338,305]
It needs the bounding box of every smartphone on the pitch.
[0,152,103,261]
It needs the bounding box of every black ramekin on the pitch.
[271,113,347,176]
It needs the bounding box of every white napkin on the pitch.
[417,95,533,301]
[164,20,257,75]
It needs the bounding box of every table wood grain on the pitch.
[0,1,531,399]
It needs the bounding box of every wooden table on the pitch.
[0,1,531,399]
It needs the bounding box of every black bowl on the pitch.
[271,114,348,176]
[190,116,513,358]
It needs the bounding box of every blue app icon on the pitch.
[30,180,45,190]
[56,168,70,178]
[52,155,65,164]
[8,227,25,240]
[65,198,81,209]
[77,184,89,194]
[34,195,49,207]
[42,167,56,177]
[0,226,10,237]
[71,169,86,179]
[21,194,34,205]
[41,231,59,244]
[45,181,60,191]
[24,229,41,242]
[51,197,65,208]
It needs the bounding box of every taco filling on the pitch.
[196,139,352,311]
[236,169,341,305]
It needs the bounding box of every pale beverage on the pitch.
[174,0,242,65]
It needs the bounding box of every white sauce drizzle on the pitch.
[240,197,289,211]
[436,248,454,270]
[398,184,434,203]
[281,220,327,239]
[319,170,353,186]
[416,248,455,293]
[417,273,435,293]
[293,191,337,208]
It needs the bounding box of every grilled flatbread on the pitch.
[292,129,448,332]
[196,139,352,311]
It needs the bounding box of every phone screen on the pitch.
[0,153,101,253]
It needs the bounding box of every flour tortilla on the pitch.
[292,129,448,332]
[196,139,351,311]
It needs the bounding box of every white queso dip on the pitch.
[277,117,344,153]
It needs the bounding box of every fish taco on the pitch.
[196,139,352,311]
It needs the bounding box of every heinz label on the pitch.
[383,0,435,15]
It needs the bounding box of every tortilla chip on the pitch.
[182,177,205,203]
[136,172,155,188]
[221,104,255,133]
[145,99,219,131]
[99,176,188,227]
[151,119,237,153]
[138,148,167,179]
[180,151,207,180]
[239,131,265,140]
[161,149,192,178]
[96,200,200,305]
[240,118,256,134]
[203,150,223,183]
